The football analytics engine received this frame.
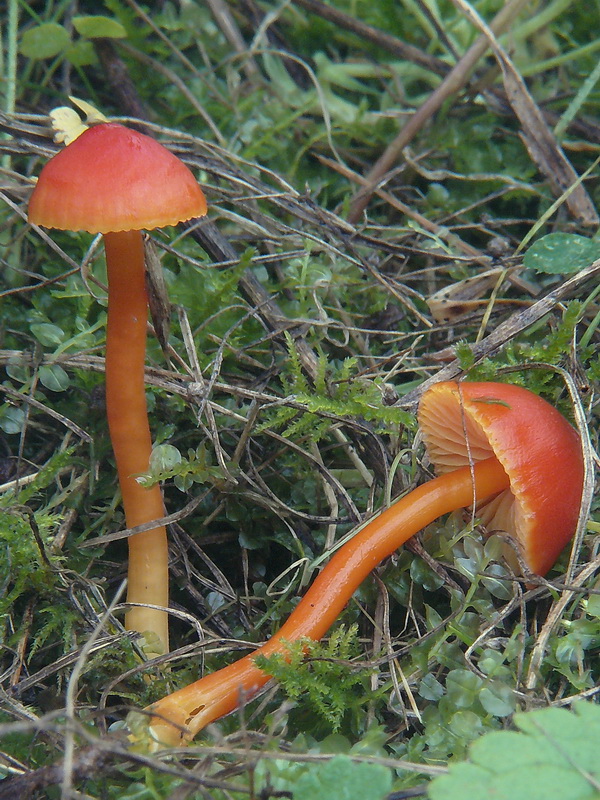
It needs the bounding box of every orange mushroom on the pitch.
[418,381,584,576]
[28,123,207,654]
[134,380,583,747]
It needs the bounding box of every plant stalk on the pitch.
[104,230,169,654]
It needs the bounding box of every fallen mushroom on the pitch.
[133,380,583,746]
[28,122,207,654]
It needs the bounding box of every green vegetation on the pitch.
[0,1,598,798]
[429,703,600,800]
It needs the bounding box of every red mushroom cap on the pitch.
[418,381,584,576]
[28,123,207,234]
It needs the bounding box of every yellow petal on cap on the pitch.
[49,107,88,146]
[69,96,109,125]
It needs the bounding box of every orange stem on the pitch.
[104,230,169,654]
[144,455,509,746]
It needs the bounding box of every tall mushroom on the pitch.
[28,122,207,654]
[136,380,583,746]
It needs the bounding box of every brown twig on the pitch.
[397,258,600,410]
[292,0,449,77]
[451,0,598,226]
[316,154,488,263]
[347,0,529,223]
[207,0,261,81]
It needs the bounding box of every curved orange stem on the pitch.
[143,455,509,746]
[104,230,169,654]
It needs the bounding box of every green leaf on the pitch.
[419,673,445,701]
[0,406,25,435]
[65,40,98,66]
[445,669,483,708]
[586,593,600,617]
[6,358,29,383]
[478,680,516,717]
[292,755,392,800]
[515,703,600,773]
[39,364,70,392]
[410,557,444,591]
[30,323,65,347]
[72,15,127,39]
[19,23,71,59]
[448,710,484,741]
[428,703,600,800]
[149,444,182,472]
[523,233,600,275]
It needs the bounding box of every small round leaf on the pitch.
[30,322,65,347]
[419,673,445,701]
[65,40,98,66]
[479,681,516,717]
[39,364,70,392]
[19,23,71,59]
[150,444,182,472]
[523,233,600,275]
[0,406,25,435]
[72,15,127,39]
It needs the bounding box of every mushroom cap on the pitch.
[28,123,207,234]
[418,381,584,576]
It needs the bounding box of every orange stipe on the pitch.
[104,231,169,650]
[144,457,510,746]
